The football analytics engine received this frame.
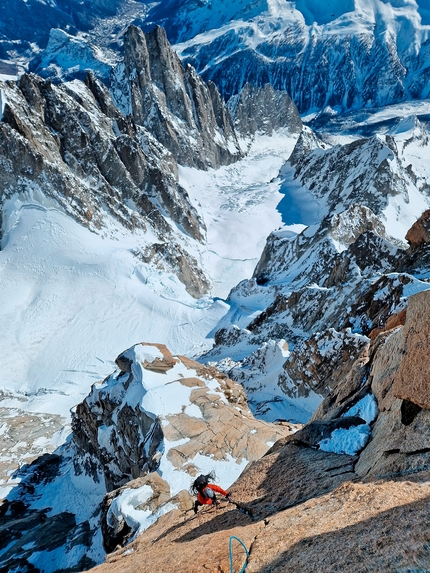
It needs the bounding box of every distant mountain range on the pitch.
[2,1,430,113]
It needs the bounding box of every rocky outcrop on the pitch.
[0,69,211,296]
[71,342,292,549]
[306,289,430,481]
[281,329,369,399]
[342,273,424,336]
[100,473,192,552]
[252,130,410,285]
[228,83,302,137]
[83,287,430,573]
[73,342,290,491]
[111,25,242,170]
[405,209,430,250]
[393,290,430,410]
[205,327,369,425]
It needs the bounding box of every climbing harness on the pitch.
[229,535,249,573]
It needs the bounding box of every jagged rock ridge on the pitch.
[111,25,242,170]
[201,113,430,417]
[0,25,301,298]
[0,70,208,297]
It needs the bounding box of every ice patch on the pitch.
[276,163,321,226]
[343,393,378,424]
[319,424,371,455]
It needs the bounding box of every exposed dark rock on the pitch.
[72,379,164,491]
[0,69,209,295]
[342,274,414,336]
[228,83,302,137]
[112,25,242,170]
[324,231,401,288]
[401,400,422,426]
[281,329,369,400]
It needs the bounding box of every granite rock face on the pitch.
[305,288,430,481]
[71,342,292,549]
[393,290,430,410]
[111,25,242,170]
[72,343,290,491]
[82,291,430,573]
[228,83,302,137]
[405,209,430,250]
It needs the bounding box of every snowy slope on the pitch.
[199,102,430,425]
[179,129,298,297]
[0,127,299,493]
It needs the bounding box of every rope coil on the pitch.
[229,535,249,573]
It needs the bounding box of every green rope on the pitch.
[229,535,249,573]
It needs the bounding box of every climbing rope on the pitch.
[229,535,249,573]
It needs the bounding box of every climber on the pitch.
[191,472,232,514]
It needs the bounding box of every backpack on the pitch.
[193,474,209,492]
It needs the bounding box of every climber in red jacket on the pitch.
[191,472,232,514]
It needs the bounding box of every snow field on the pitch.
[179,129,299,298]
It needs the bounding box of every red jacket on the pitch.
[197,484,229,505]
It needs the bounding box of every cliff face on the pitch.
[111,25,242,170]
[199,112,430,420]
[228,83,302,137]
[0,71,211,297]
[71,342,293,551]
[84,290,430,573]
[0,25,303,299]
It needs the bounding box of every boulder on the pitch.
[405,209,430,250]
